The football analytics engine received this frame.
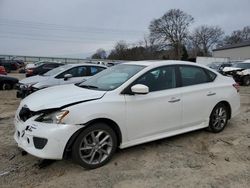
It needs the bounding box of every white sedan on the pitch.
[14,60,240,169]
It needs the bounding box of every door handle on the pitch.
[168,97,181,103]
[207,92,216,96]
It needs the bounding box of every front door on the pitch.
[124,66,182,141]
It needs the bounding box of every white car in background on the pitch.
[14,61,240,169]
[222,60,250,86]
[16,63,106,98]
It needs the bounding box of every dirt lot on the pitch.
[0,73,250,188]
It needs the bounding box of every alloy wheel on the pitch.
[78,130,113,165]
[211,107,227,130]
[208,104,229,133]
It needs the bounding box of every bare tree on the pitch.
[240,26,250,40]
[190,25,224,56]
[149,9,194,59]
[222,26,250,45]
[91,48,107,59]
[108,41,128,60]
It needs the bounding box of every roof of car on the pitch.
[243,59,250,63]
[123,60,198,67]
[66,63,106,68]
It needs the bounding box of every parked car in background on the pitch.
[25,62,64,77]
[14,60,25,68]
[222,60,250,86]
[17,63,106,98]
[14,61,240,169]
[8,57,25,68]
[0,66,7,75]
[207,62,233,73]
[0,59,12,73]
[0,75,18,90]
[25,60,54,70]
[8,60,20,70]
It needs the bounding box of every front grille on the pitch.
[19,107,34,122]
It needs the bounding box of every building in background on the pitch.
[212,40,250,60]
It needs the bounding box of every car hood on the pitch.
[19,75,50,85]
[21,84,106,111]
[223,67,244,72]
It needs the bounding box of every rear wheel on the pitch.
[243,76,250,86]
[72,123,117,169]
[208,103,229,133]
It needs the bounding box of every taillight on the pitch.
[233,83,240,93]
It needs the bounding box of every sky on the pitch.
[0,0,250,58]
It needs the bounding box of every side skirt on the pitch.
[119,122,208,149]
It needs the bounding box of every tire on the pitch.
[72,123,117,169]
[2,82,12,90]
[243,76,250,86]
[207,103,229,133]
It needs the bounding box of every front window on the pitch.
[57,66,88,78]
[134,66,176,92]
[78,64,145,91]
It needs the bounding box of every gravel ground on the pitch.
[0,73,249,188]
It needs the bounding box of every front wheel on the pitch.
[72,123,117,169]
[208,103,229,133]
[1,82,12,90]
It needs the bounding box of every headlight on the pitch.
[35,110,69,124]
[55,110,69,124]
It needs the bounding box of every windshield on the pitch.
[232,63,250,69]
[43,64,72,76]
[78,64,145,91]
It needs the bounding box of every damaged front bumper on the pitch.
[223,70,245,84]
[16,84,35,99]
[14,115,82,160]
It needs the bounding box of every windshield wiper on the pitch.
[79,84,99,89]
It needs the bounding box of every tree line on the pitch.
[91,9,250,61]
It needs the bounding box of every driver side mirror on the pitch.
[131,84,149,95]
[64,74,72,81]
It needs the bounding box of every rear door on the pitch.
[178,65,217,128]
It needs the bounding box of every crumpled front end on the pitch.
[14,106,82,159]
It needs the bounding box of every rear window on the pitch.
[90,66,106,76]
[206,70,217,81]
[179,66,212,86]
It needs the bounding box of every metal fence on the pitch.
[0,54,122,64]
